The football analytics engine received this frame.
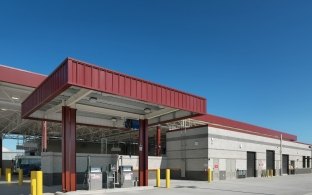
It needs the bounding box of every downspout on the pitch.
[280,134,283,176]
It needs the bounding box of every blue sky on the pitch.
[1,0,312,149]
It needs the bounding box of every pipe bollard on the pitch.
[208,168,212,183]
[166,169,170,188]
[31,171,37,195]
[270,169,273,177]
[266,170,269,177]
[6,168,11,183]
[36,171,43,195]
[156,169,160,187]
[18,168,23,186]
[30,171,43,195]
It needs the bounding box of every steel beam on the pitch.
[139,120,144,186]
[156,126,161,156]
[144,119,148,186]
[76,104,143,120]
[139,119,148,186]
[145,108,178,119]
[62,106,76,192]
[46,89,92,115]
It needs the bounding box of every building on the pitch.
[166,114,312,181]
[0,58,311,191]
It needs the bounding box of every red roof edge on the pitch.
[193,114,297,141]
[66,58,207,114]
[0,65,46,88]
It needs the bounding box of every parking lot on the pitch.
[1,174,312,195]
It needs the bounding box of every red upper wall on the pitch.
[0,65,46,88]
[194,114,297,141]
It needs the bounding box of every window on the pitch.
[307,156,311,168]
[303,156,306,168]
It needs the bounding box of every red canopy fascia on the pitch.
[22,58,207,119]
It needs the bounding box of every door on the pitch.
[282,154,289,175]
[290,160,295,174]
[226,159,236,179]
[266,150,275,176]
[213,159,220,181]
[247,152,256,177]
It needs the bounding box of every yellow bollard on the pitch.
[208,168,212,183]
[156,169,160,187]
[18,168,23,186]
[36,171,43,195]
[6,168,11,183]
[31,171,37,195]
[166,169,170,188]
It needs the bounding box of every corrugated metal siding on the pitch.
[22,58,207,118]
[22,62,69,117]
[194,114,297,141]
[67,58,207,114]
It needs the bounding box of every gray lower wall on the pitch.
[185,171,207,181]
[295,168,312,174]
[42,124,312,186]
[165,169,206,181]
[43,172,91,186]
[165,125,312,182]
[166,126,209,180]
[42,152,167,186]
[44,170,162,186]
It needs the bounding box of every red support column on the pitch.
[155,126,161,156]
[139,119,144,186]
[144,119,148,186]
[0,135,2,170]
[139,119,148,186]
[41,121,47,152]
[62,106,77,192]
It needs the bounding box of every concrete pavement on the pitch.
[1,174,312,195]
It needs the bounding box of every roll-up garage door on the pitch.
[247,152,256,177]
[266,150,275,176]
[282,154,289,175]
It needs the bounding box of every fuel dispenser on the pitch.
[103,164,117,189]
[84,156,103,191]
[118,165,134,188]
[88,167,102,190]
[83,155,135,190]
